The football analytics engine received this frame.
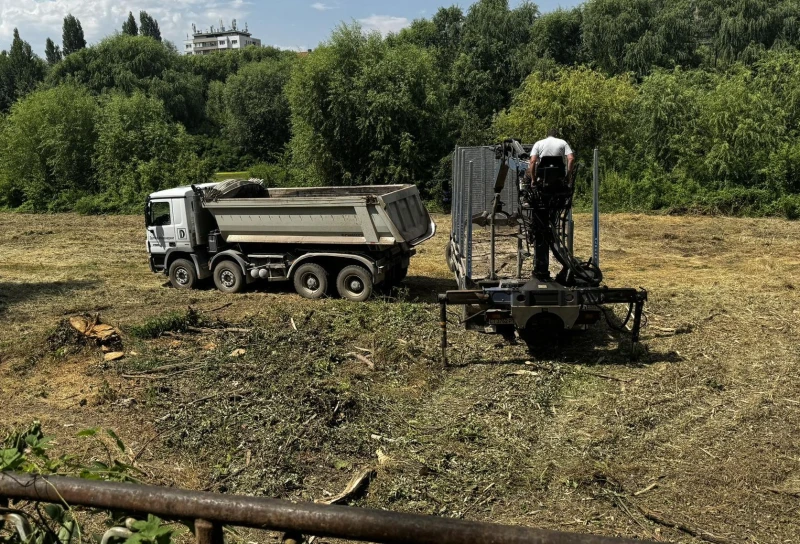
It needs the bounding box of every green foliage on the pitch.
[0,84,98,211]
[62,14,86,56]
[186,46,291,83]
[127,516,183,544]
[0,0,799,216]
[45,38,62,65]
[287,24,447,190]
[495,66,636,157]
[139,12,161,42]
[0,29,46,111]
[90,92,211,212]
[128,309,201,339]
[122,12,138,37]
[1,423,183,544]
[528,9,584,66]
[48,35,205,129]
[450,0,539,120]
[218,59,292,160]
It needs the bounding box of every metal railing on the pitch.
[0,472,653,544]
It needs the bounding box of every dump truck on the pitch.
[145,180,436,301]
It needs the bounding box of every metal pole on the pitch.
[489,193,497,280]
[592,148,600,269]
[0,473,653,544]
[466,161,474,280]
[439,295,448,367]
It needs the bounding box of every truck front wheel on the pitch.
[213,260,245,294]
[169,259,197,290]
[336,265,373,302]
[293,263,328,299]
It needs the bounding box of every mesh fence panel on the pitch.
[451,146,523,284]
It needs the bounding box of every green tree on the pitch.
[185,46,290,83]
[393,6,465,75]
[93,92,209,210]
[62,14,86,56]
[219,59,292,159]
[0,29,46,111]
[582,0,696,76]
[528,8,583,66]
[0,84,98,210]
[451,0,539,120]
[288,24,447,188]
[494,66,636,157]
[122,12,138,36]
[45,38,63,65]
[48,35,205,129]
[139,11,162,42]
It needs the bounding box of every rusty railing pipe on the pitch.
[0,473,653,544]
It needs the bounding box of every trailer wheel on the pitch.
[294,263,328,299]
[168,258,197,290]
[213,260,245,294]
[336,265,373,302]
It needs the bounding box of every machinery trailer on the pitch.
[146,180,436,301]
[438,142,647,360]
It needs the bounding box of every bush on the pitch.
[0,84,98,211]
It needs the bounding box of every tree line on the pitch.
[1,0,800,217]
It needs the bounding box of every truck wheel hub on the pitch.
[305,276,319,290]
[221,270,235,287]
[175,268,189,284]
[348,277,363,293]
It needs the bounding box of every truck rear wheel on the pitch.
[169,258,197,290]
[213,260,245,294]
[336,265,373,302]
[294,263,328,299]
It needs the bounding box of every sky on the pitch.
[0,0,581,56]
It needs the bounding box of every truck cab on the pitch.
[145,184,216,281]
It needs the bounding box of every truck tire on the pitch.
[336,265,373,302]
[169,258,197,290]
[293,263,328,299]
[213,260,245,294]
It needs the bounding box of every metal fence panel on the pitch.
[451,146,524,284]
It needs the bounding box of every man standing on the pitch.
[525,129,575,280]
[527,128,574,182]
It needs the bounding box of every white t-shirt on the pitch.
[531,136,573,158]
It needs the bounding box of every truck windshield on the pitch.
[150,201,171,226]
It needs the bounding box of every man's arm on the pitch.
[566,153,575,178]
[527,155,539,180]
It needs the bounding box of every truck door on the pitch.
[146,199,175,254]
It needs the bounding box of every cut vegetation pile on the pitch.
[0,211,798,543]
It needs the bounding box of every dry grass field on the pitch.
[1,211,799,543]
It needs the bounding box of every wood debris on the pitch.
[315,468,375,505]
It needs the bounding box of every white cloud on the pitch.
[0,0,251,54]
[310,3,334,11]
[357,15,409,36]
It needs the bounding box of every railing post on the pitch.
[195,518,223,544]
